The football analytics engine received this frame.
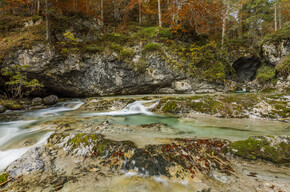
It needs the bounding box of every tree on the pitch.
[158,0,161,27]
[1,65,43,99]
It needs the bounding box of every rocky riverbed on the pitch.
[0,94,289,192]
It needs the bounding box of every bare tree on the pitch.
[158,0,162,27]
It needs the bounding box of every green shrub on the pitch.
[134,58,148,73]
[119,48,135,60]
[275,54,290,79]
[202,61,226,82]
[158,28,171,40]
[143,43,161,52]
[1,65,44,99]
[257,65,276,83]
[134,27,158,39]
[86,44,104,52]
[110,43,123,52]
[102,33,130,43]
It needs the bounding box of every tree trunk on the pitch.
[101,0,104,27]
[139,0,142,24]
[37,0,40,14]
[278,3,282,29]
[222,0,227,46]
[45,0,51,43]
[274,3,277,31]
[158,0,162,27]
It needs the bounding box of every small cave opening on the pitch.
[232,56,261,82]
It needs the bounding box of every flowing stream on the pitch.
[0,100,84,171]
[0,98,289,172]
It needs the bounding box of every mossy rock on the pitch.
[161,100,178,113]
[0,172,9,183]
[0,100,24,110]
[230,136,290,164]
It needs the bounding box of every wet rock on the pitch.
[0,105,6,113]
[31,97,42,106]
[6,147,45,178]
[125,148,170,176]
[43,95,58,105]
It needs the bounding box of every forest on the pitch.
[0,0,289,46]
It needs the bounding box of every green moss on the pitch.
[143,43,161,53]
[230,136,290,164]
[0,100,23,110]
[0,172,9,183]
[162,100,178,113]
[261,88,276,93]
[256,65,276,83]
[67,133,100,150]
[276,54,290,79]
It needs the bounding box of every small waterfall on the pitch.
[86,100,159,116]
[0,99,84,171]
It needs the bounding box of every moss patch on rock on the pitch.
[230,136,290,165]
[0,172,9,183]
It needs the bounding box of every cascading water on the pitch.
[85,100,159,116]
[0,100,84,171]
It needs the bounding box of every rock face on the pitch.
[0,44,227,97]
[232,56,261,82]
[262,40,290,66]
[43,95,58,105]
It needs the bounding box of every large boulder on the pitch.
[43,95,58,105]
[31,97,42,106]
[262,40,290,66]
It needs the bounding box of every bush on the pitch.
[86,44,104,52]
[102,33,130,43]
[134,58,148,73]
[1,65,44,99]
[119,48,135,60]
[110,43,123,52]
[256,65,276,83]
[158,28,171,40]
[143,43,161,52]
[134,27,158,39]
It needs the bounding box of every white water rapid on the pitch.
[85,100,159,116]
[0,100,84,171]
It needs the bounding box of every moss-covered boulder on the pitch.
[230,136,290,165]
